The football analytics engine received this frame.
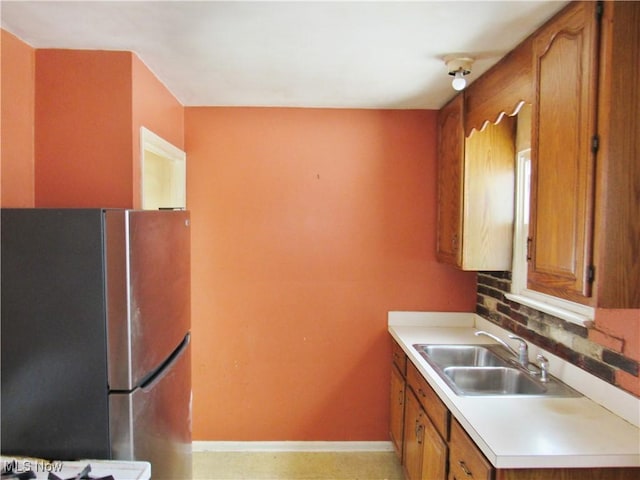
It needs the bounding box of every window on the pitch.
[506,148,595,325]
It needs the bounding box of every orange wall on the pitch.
[592,308,640,396]
[185,107,477,440]
[34,49,183,208]
[1,29,35,207]
[34,49,133,207]
[131,54,184,208]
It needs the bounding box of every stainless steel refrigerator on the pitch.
[1,208,192,480]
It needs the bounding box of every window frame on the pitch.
[506,148,595,326]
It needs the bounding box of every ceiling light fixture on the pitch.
[444,55,474,91]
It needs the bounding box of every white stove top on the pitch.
[1,457,151,480]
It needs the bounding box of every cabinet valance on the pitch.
[464,36,533,137]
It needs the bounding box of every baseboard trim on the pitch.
[192,441,395,453]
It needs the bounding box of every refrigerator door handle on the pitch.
[140,333,190,391]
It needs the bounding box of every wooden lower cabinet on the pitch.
[421,408,448,480]
[403,387,424,480]
[447,419,640,480]
[402,379,640,480]
[390,363,406,460]
[403,360,449,480]
[407,361,449,438]
[391,340,640,480]
[448,419,493,480]
[403,387,447,480]
[496,470,640,480]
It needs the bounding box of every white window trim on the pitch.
[140,127,187,210]
[508,148,595,326]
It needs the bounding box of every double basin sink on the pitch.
[414,344,581,397]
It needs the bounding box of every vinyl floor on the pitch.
[192,451,404,480]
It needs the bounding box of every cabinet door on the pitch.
[437,94,465,266]
[593,0,640,308]
[390,363,405,460]
[404,379,448,480]
[421,413,448,480]
[403,388,424,480]
[462,118,516,270]
[528,1,600,304]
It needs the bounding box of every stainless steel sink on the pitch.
[443,366,546,395]
[415,344,509,368]
[413,343,582,397]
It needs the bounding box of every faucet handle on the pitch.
[537,354,549,383]
[508,335,529,366]
[508,334,527,345]
[508,334,528,352]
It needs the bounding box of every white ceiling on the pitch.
[1,1,568,109]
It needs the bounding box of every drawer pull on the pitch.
[458,460,473,477]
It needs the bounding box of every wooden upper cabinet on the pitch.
[437,93,516,271]
[528,0,600,304]
[435,0,638,306]
[437,94,465,267]
[462,118,516,270]
[592,0,640,308]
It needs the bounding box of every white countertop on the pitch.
[389,312,640,469]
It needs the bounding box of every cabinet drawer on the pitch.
[407,361,450,441]
[392,339,407,376]
[449,419,493,480]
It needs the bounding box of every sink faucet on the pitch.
[475,330,529,367]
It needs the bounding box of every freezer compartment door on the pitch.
[106,209,191,390]
[109,334,192,480]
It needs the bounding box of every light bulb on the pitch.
[451,70,466,91]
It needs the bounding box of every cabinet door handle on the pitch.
[458,460,473,477]
[415,420,424,444]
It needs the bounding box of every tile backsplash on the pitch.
[476,271,639,398]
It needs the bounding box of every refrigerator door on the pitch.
[1,209,111,459]
[106,210,191,391]
[109,334,192,480]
